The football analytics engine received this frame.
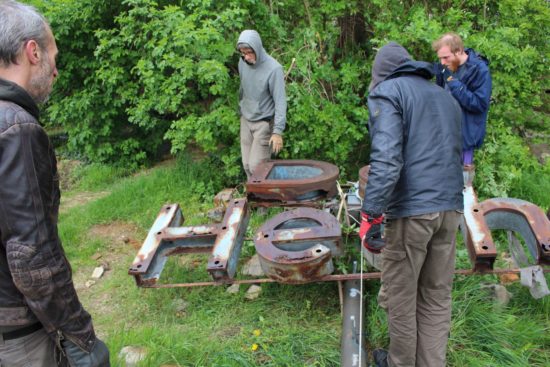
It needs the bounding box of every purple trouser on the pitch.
[462,149,474,165]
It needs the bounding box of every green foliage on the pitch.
[508,161,550,211]
[40,0,549,191]
[362,0,549,199]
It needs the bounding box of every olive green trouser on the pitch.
[240,116,272,178]
[378,210,461,367]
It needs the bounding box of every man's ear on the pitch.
[24,40,41,65]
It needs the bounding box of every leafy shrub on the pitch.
[37,0,549,198]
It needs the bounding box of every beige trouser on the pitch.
[240,116,272,178]
[378,210,461,367]
[0,328,58,367]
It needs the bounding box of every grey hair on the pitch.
[0,0,49,67]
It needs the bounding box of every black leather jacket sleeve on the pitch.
[361,84,404,215]
[0,115,95,352]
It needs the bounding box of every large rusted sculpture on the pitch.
[253,208,343,283]
[246,159,339,205]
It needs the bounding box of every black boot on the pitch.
[373,348,388,367]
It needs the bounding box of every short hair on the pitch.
[432,33,464,54]
[0,0,49,67]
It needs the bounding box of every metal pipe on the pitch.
[141,268,550,288]
[340,277,367,367]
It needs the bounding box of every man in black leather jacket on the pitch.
[0,1,109,366]
[360,42,463,367]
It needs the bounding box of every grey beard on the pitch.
[28,65,52,104]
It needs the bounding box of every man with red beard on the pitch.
[433,33,492,167]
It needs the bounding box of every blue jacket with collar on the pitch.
[435,48,492,151]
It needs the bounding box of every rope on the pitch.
[356,182,365,366]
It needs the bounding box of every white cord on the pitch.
[359,252,364,366]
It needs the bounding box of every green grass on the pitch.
[508,162,550,212]
[59,155,550,366]
[71,163,132,191]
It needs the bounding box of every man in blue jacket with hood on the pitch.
[433,33,492,166]
[236,30,287,178]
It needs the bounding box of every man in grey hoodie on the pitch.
[236,30,287,178]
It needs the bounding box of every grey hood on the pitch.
[236,30,287,134]
[369,42,412,91]
[237,30,266,66]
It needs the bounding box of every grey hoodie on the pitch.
[237,30,286,135]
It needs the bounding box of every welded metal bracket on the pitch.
[463,182,550,270]
[462,185,498,271]
[480,198,550,265]
[254,208,343,284]
[128,198,250,286]
[207,198,250,281]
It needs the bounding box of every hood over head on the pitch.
[237,30,265,65]
[369,42,412,91]
[386,60,434,82]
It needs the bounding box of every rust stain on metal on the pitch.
[130,165,549,289]
[462,185,497,271]
[277,228,312,241]
[254,208,342,284]
[463,186,491,248]
[129,204,181,274]
[479,197,550,265]
[141,268,550,288]
[207,198,250,282]
[210,207,243,258]
[129,199,250,286]
[462,172,550,269]
[246,159,339,204]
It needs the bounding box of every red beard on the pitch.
[449,57,461,72]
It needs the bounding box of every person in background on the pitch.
[359,42,463,367]
[0,1,109,365]
[433,32,492,166]
[236,29,287,178]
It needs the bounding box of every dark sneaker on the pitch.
[373,348,388,367]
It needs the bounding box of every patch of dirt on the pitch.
[87,221,144,251]
[73,221,145,318]
[60,191,110,213]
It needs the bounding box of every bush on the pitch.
[37,0,549,197]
